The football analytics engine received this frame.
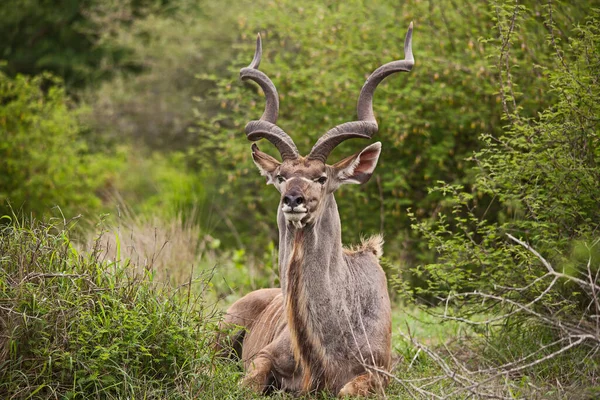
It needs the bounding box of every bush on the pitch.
[0,72,110,219]
[102,149,207,222]
[0,216,229,399]
[0,0,169,87]
[82,0,245,151]
[81,209,280,303]
[194,0,595,257]
[402,4,600,396]
[411,3,600,308]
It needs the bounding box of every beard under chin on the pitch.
[284,213,309,229]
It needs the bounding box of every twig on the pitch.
[376,175,385,233]
[506,233,600,293]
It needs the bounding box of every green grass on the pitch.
[0,216,230,399]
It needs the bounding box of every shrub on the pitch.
[403,3,600,396]
[102,149,207,222]
[82,0,245,151]
[0,0,169,87]
[0,72,110,219]
[81,209,280,303]
[0,216,225,399]
[411,3,600,309]
[194,0,595,258]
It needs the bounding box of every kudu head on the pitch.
[241,24,414,229]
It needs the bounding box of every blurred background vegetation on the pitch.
[2,0,597,294]
[1,0,599,398]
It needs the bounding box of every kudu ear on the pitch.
[251,143,281,184]
[332,142,381,185]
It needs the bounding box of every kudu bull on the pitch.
[219,24,414,396]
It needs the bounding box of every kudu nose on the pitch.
[283,193,305,209]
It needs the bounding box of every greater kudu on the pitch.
[219,24,414,397]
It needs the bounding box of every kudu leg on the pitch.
[215,288,280,359]
[337,371,388,397]
[241,355,274,393]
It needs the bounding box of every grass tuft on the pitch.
[0,216,238,399]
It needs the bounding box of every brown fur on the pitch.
[219,144,392,396]
[221,49,406,396]
[225,24,414,396]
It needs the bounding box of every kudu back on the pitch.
[219,24,415,397]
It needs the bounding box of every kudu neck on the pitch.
[277,194,344,295]
[279,193,351,391]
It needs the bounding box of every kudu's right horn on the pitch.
[240,23,414,163]
[307,22,414,163]
[240,34,299,161]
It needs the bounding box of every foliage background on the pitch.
[1,0,599,398]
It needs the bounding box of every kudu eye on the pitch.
[276,175,286,183]
[316,176,327,185]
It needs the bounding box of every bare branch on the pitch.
[506,233,600,293]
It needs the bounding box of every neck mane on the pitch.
[278,194,350,390]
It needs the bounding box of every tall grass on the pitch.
[82,208,279,303]
[0,216,244,399]
[83,211,205,285]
